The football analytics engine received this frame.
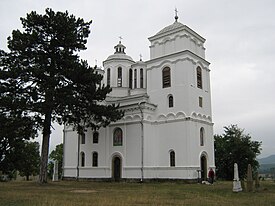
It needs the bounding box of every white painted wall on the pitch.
[63,19,214,180]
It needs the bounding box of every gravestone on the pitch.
[255,172,260,191]
[233,163,242,192]
[247,164,253,192]
[52,160,59,181]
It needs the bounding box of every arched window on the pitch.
[140,68,144,88]
[170,150,175,167]
[129,69,133,89]
[107,68,111,86]
[134,69,137,88]
[200,127,204,146]
[117,67,122,87]
[81,133,85,144]
[80,152,85,167]
[93,131,99,144]
[199,96,203,108]
[92,152,98,167]
[197,67,202,89]
[113,128,123,146]
[168,95,174,108]
[162,67,171,88]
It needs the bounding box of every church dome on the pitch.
[106,53,134,62]
[105,40,134,62]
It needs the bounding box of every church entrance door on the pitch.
[113,156,121,181]
[200,155,207,181]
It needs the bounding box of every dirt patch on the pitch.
[71,189,97,193]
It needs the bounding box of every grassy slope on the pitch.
[0,181,275,206]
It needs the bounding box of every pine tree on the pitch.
[0,8,123,183]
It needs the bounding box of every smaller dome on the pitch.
[106,53,134,62]
[105,40,134,62]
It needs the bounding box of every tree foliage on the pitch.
[0,113,37,175]
[0,8,123,183]
[214,125,262,180]
[48,143,63,179]
[17,141,40,180]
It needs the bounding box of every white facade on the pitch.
[63,16,215,181]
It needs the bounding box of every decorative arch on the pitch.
[157,114,166,121]
[125,116,133,121]
[145,115,152,120]
[191,112,197,118]
[133,114,141,121]
[162,37,171,44]
[176,112,186,119]
[167,113,176,120]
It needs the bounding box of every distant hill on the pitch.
[258,155,275,164]
[258,155,275,174]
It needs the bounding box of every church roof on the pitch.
[156,21,184,36]
[105,53,134,62]
[149,13,205,42]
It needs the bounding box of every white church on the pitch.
[63,13,215,181]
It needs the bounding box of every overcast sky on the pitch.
[1,0,274,158]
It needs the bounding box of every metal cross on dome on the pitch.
[175,8,179,21]
[119,36,123,43]
[139,54,142,61]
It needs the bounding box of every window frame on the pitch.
[93,131,99,144]
[80,152,85,167]
[140,68,144,88]
[162,67,171,88]
[199,96,203,108]
[134,69,137,89]
[92,152,98,167]
[200,127,204,146]
[168,95,174,108]
[113,128,123,146]
[117,67,122,87]
[129,69,133,89]
[197,66,203,89]
[170,150,175,167]
[107,68,111,86]
[80,133,85,144]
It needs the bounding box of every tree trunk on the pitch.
[39,111,52,183]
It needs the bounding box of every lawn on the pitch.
[0,180,275,206]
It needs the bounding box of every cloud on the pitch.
[1,0,275,158]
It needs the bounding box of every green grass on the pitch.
[0,180,275,205]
